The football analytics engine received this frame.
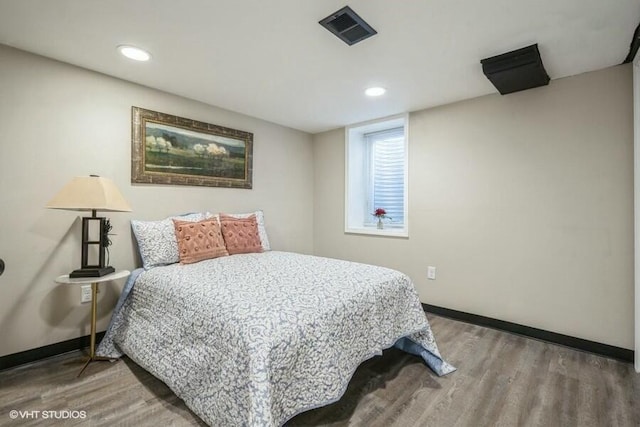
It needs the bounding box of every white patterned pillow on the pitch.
[132,213,206,269]
[213,210,271,251]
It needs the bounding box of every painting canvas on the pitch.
[131,107,253,188]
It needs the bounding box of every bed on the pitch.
[97,251,455,426]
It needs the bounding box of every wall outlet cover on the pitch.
[80,285,92,303]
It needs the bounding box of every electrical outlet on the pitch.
[427,266,436,280]
[80,285,92,303]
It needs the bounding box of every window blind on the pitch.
[366,127,405,225]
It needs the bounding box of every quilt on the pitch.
[98,251,455,426]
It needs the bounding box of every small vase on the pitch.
[377,217,383,230]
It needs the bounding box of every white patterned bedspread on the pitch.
[97,251,454,426]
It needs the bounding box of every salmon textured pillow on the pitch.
[219,214,264,255]
[173,218,228,264]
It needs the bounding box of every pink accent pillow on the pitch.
[219,214,264,255]
[173,218,228,264]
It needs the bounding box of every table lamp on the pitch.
[46,175,132,278]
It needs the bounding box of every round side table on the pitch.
[55,270,130,376]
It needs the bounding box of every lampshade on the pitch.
[46,176,131,212]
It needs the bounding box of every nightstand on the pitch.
[55,270,130,377]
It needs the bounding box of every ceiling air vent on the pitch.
[319,6,377,46]
[481,44,550,95]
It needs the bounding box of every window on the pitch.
[366,127,405,226]
[345,115,408,237]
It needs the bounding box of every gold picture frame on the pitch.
[131,107,253,189]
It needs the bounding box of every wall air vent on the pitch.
[319,6,377,46]
[481,44,550,95]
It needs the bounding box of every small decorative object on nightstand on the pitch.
[55,270,130,377]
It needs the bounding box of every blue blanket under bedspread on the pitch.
[98,251,455,426]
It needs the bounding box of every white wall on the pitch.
[314,65,634,349]
[634,58,640,371]
[0,45,314,357]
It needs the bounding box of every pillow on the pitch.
[219,214,264,255]
[132,212,206,269]
[215,210,271,251]
[173,218,228,264]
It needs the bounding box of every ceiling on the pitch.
[0,0,638,134]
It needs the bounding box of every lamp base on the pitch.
[70,266,115,278]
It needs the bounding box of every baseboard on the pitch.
[2,307,633,370]
[423,304,634,363]
[0,332,106,371]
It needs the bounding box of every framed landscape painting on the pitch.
[131,107,253,189]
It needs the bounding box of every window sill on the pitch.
[344,227,408,238]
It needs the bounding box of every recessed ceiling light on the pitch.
[118,45,151,62]
[365,87,386,97]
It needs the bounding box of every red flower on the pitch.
[373,208,390,219]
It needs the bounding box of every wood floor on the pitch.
[1,314,638,426]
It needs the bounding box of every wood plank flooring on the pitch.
[0,314,637,426]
